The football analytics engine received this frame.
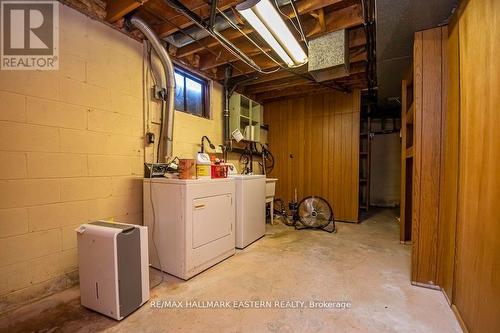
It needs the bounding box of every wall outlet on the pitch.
[152,85,167,101]
[152,85,163,101]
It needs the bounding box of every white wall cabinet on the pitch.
[229,93,262,142]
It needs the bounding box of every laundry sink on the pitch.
[266,178,278,198]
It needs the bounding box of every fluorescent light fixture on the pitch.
[236,0,308,67]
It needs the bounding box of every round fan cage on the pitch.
[296,196,334,228]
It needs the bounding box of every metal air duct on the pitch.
[129,16,176,161]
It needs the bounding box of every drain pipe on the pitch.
[129,16,176,161]
[223,66,232,155]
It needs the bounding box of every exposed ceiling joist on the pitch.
[255,84,331,102]
[245,77,314,95]
[281,0,345,18]
[197,11,366,70]
[244,60,367,95]
[306,3,363,37]
[105,0,148,23]
[216,41,367,80]
[199,42,271,70]
[76,0,371,95]
[176,27,253,58]
[239,68,309,86]
[155,0,239,38]
[174,0,356,60]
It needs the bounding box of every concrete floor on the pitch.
[0,209,461,333]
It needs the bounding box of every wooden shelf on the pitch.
[406,102,414,124]
[360,152,368,156]
[359,178,368,183]
[406,146,414,158]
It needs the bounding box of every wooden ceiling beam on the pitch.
[61,0,107,19]
[207,4,363,79]
[255,72,368,102]
[235,26,365,86]
[306,3,363,38]
[155,0,239,38]
[175,0,352,59]
[281,0,345,18]
[255,85,332,102]
[244,60,367,95]
[350,48,367,63]
[176,28,253,58]
[216,42,366,80]
[245,76,313,95]
[105,0,148,23]
[349,26,366,48]
[199,43,271,70]
[238,68,308,86]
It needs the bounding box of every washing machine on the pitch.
[230,175,266,249]
[143,178,236,280]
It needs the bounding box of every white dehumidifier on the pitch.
[76,221,149,320]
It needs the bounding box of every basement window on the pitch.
[174,67,209,118]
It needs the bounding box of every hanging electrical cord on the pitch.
[274,0,301,37]
[289,0,308,47]
[149,169,164,289]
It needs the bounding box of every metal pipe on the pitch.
[129,16,176,161]
[223,66,232,149]
[165,11,237,48]
[209,0,218,28]
[164,0,261,72]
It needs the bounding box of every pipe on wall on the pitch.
[223,66,232,151]
[129,16,176,161]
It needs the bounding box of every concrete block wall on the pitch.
[144,81,225,162]
[0,5,144,312]
[0,3,256,312]
[144,54,248,172]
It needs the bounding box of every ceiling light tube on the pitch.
[236,0,308,67]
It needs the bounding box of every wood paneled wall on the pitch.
[452,0,500,331]
[437,18,459,304]
[408,2,500,331]
[264,91,360,222]
[411,27,447,287]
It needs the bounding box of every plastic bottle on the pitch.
[196,153,211,179]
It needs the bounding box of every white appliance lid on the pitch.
[229,175,266,179]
